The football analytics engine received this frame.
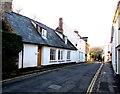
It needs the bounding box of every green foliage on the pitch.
[90,51,102,61]
[2,31,23,56]
[2,31,23,72]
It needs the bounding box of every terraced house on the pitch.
[111,1,120,75]
[3,12,78,68]
[56,18,88,63]
[2,0,89,69]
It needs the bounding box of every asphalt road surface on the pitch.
[2,63,101,93]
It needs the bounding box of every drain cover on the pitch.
[48,84,62,90]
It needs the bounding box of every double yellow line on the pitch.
[86,63,103,94]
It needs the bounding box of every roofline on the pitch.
[54,30,77,50]
[11,12,55,30]
[113,1,120,24]
[6,12,77,50]
[110,26,114,43]
[23,42,77,50]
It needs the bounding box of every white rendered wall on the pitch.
[18,51,22,69]
[118,16,120,45]
[79,39,86,62]
[41,46,77,66]
[63,24,86,62]
[23,44,38,68]
[103,45,109,62]
[118,29,120,45]
[19,45,78,68]
[112,30,117,73]
[117,16,120,74]
[112,16,120,74]
[70,50,77,62]
[63,24,79,47]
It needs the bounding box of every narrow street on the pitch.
[2,63,101,93]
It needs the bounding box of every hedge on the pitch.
[2,31,23,72]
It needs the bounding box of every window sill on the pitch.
[58,60,65,62]
[49,61,57,63]
[66,60,71,61]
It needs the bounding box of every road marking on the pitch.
[1,63,87,83]
[86,63,103,94]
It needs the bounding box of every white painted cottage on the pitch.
[56,18,86,63]
[4,12,77,69]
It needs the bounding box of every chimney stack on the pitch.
[56,17,63,33]
[59,18,63,31]
[0,0,13,30]
[2,0,13,13]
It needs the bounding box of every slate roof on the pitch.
[4,12,77,50]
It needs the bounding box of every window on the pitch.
[67,51,71,59]
[38,26,42,34]
[58,50,63,60]
[64,36,67,44]
[31,20,36,28]
[42,28,47,39]
[31,20,47,38]
[50,49,56,60]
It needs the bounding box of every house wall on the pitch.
[117,48,120,74]
[19,43,38,68]
[18,44,77,68]
[103,45,108,62]
[41,46,77,66]
[18,51,22,69]
[118,30,120,45]
[41,47,50,66]
[63,24,78,47]
[112,28,117,73]
[111,12,120,74]
[118,16,120,45]
[78,39,86,62]
[63,24,86,62]
[71,50,77,62]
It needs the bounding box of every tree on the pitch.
[15,8,22,14]
[2,18,23,72]
[90,46,103,62]
[2,31,23,72]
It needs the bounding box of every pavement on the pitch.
[92,62,120,93]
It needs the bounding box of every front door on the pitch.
[37,47,42,66]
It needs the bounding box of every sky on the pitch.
[12,0,118,47]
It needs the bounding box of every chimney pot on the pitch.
[74,30,78,34]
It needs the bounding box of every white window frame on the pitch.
[67,51,71,60]
[50,49,56,61]
[64,36,67,44]
[38,26,42,34]
[58,50,64,60]
[42,28,47,39]
[31,20,36,28]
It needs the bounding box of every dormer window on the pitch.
[42,28,47,39]
[31,20,36,28]
[64,36,67,44]
[31,20,47,39]
[38,26,42,34]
